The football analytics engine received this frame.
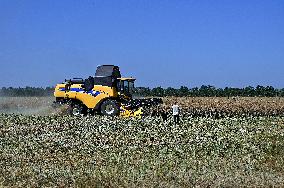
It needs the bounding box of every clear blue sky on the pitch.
[0,0,283,88]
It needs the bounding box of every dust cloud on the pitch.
[0,97,67,116]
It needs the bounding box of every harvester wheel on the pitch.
[69,104,86,116]
[100,100,119,116]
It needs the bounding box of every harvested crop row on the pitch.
[1,113,284,187]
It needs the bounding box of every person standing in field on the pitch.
[172,101,180,124]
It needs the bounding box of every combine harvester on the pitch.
[54,65,162,117]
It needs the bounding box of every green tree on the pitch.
[165,87,177,96]
[151,87,164,97]
[178,86,189,97]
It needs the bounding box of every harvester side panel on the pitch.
[54,83,119,109]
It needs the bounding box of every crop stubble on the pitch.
[0,97,284,187]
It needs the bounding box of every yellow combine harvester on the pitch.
[54,65,162,117]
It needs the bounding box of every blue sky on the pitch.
[0,0,283,88]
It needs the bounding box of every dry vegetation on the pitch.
[0,97,284,187]
[163,97,284,117]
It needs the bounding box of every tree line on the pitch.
[0,85,284,97]
[134,85,284,97]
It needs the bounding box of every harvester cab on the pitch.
[117,78,136,99]
[54,65,162,117]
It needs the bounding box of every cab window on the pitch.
[117,80,135,95]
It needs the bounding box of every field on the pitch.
[1,97,284,187]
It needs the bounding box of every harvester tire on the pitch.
[69,104,86,116]
[100,100,119,116]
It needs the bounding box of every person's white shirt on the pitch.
[172,104,179,115]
